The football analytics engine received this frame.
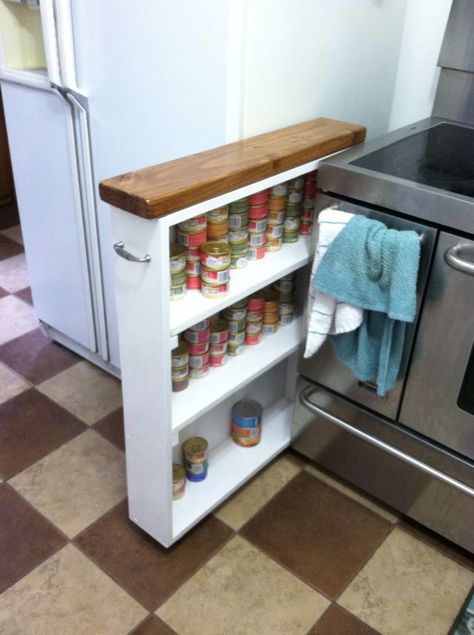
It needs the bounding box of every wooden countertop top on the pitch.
[99,117,366,219]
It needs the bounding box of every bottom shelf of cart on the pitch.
[172,397,293,540]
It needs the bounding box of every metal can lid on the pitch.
[200,241,231,257]
[173,463,186,482]
[170,243,186,259]
[230,299,248,310]
[231,399,263,420]
[182,436,208,456]
[172,340,189,358]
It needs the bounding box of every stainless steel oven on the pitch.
[292,0,474,552]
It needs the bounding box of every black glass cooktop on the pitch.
[352,123,474,198]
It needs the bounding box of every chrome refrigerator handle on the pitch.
[113,242,151,263]
[299,385,474,498]
[444,244,474,276]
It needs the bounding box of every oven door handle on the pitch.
[444,244,474,276]
[299,386,474,498]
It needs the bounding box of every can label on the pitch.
[201,253,231,270]
[228,320,245,334]
[279,302,294,316]
[284,218,301,231]
[230,255,248,269]
[185,460,208,477]
[246,309,264,322]
[248,232,266,247]
[228,213,248,229]
[177,229,207,248]
[184,328,210,344]
[265,239,282,252]
[248,218,267,233]
[266,224,283,239]
[186,260,201,275]
[200,282,229,298]
[249,191,268,205]
[262,322,279,334]
[172,352,189,368]
[288,177,304,190]
[271,183,287,196]
[207,207,228,222]
[299,222,313,235]
[170,284,186,301]
[186,276,201,290]
[246,322,263,335]
[186,248,201,262]
[209,354,227,367]
[172,478,186,500]
[210,341,228,354]
[279,313,294,325]
[210,328,229,345]
[171,364,189,381]
[189,364,210,379]
[268,198,287,212]
[170,256,186,274]
[188,340,209,355]
[178,215,207,231]
[228,331,245,345]
[266,210,285,225]
[223,308,247,321]
[228,229,248,243]
[248,205,267,220]
[189,352,209,368]
[245,332,262,345]
[228,344,245,356]
[201,267,230,284]
[247,246,266,260]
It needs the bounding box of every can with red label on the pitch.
[201,281,229,299]
[184,328,210,344]
[247,245,266,260]
[178,228,207,248]
[201,266,231,285]
[248,204,267,220]
[210,319,229,344]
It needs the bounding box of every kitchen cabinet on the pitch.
[0,91,14,206]
[99,118,365,547]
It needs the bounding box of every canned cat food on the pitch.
[246,321,263,335]
[228,212,248,229]
[184,460,209,481]
[248,218,267,233]
[231,399,262,447]
[170,284,186,301]
[263,310,279,324]
[210,319,229,344]
[184,328,210,344]
[230,240,248,255]
[247,245,266,260]
[189,363,210,379]
[186,247,201,262]
[201,266,230,285]
[172,376,189,392]
[188,340,209,355]
[230,253,248,269]
[210,341,228,355]
[172,341,189,368]
[200,241,231,270]
[172,464,186,500]
[288,191,303,204]
[284,217,301,231]
[170,269,187,287]
[201,281,229,299]
[209,353,227,367]
[299,222,313,235]
[189,352,209,369]
[282,231,299,243]
[248,232,266,247]
[228,343,245,356]
[228,319,246,334]
[177,228,207,248]
[266,210,285,225]
[186,260,201,276]
[186,275,201,290]
[229,198,249,212]
[170,244,187,274]
[285,203,302,216]
[178,215,207,232]
[279,302,294,316]
[191,318,210,330]
[246,309,264,322]
[268,197,287,212]
[228,228,248,244]
[301,208,314,220]
[265,224,283,239]
[279,313,294,326]
[245,332,262,345]
[265,238,282,252]
[228,331,245,346]
[207,223,228,241]
[207,206,229,222]
[249,191,268,205]
[171,363,189,381]
[248,296,265,311]
[223,304,247,321]
[288,176,304,190]
[275,275,294,292]
[248,204,267,220]
[262,322,279,335]
[262,289,279,312]
[271,183,288,196]
[232,423,262,447]
[183,437,208,463]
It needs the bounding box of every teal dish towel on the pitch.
[314,215,420,396]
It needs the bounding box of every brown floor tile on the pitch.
[0,483,67,594]
[0,235,23,261]
[399,517,474,572]
[0,389,86,479]
[0,327,80,384]
[240,471,391,598]
[0,204,20,231]
[132,615,176,635]
[14,286,32,305]
[75,500,233,611]
[0,287,8,298]
[94,407,125,451]
[310,604,380,634]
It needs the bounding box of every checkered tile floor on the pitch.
[0,222,473,635]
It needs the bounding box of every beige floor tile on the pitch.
[157,535,329,635]
[215,454,303,529]
[0,295,38,345]
[339,527,474,635]
[306,464,399,523]
[38,360,122,425]
[0,225,23,245]
[0,544,146,635]
[0,253,30,292]
[10,430,126,537]
[0,362,30,404]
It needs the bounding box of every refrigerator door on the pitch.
[1,80,97,351]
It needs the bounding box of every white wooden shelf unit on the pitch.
[110,158,321,547]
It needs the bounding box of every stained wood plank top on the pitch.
[99,118,365,219]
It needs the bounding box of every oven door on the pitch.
[298,193,437,420]
[400,231,474,460]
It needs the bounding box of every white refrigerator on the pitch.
[0,0,239,372]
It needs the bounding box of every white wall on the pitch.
[240,0,407,139]
[388,0,452,130]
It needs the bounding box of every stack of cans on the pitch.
[261,288,280,335]
[245,294,264,345]
[172,463,186,499]
[247,191,268,260]
[177,215,208,291]
[209,318,229,367]
[283,176,305,243]
[231,399,262,447]
[182,437,208,482]
[228,198,249,269]
[184,319,210,379]
[300,171,317,235]
[274,273,295,325]
[170,243,187,301]
[266,183,287,252]
[207,206,229,242]
[223,300,247,356]
[199,241,231,299]
[171,340,189,392]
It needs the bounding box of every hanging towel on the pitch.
[314,215,420,396]
[304,208,363,358]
